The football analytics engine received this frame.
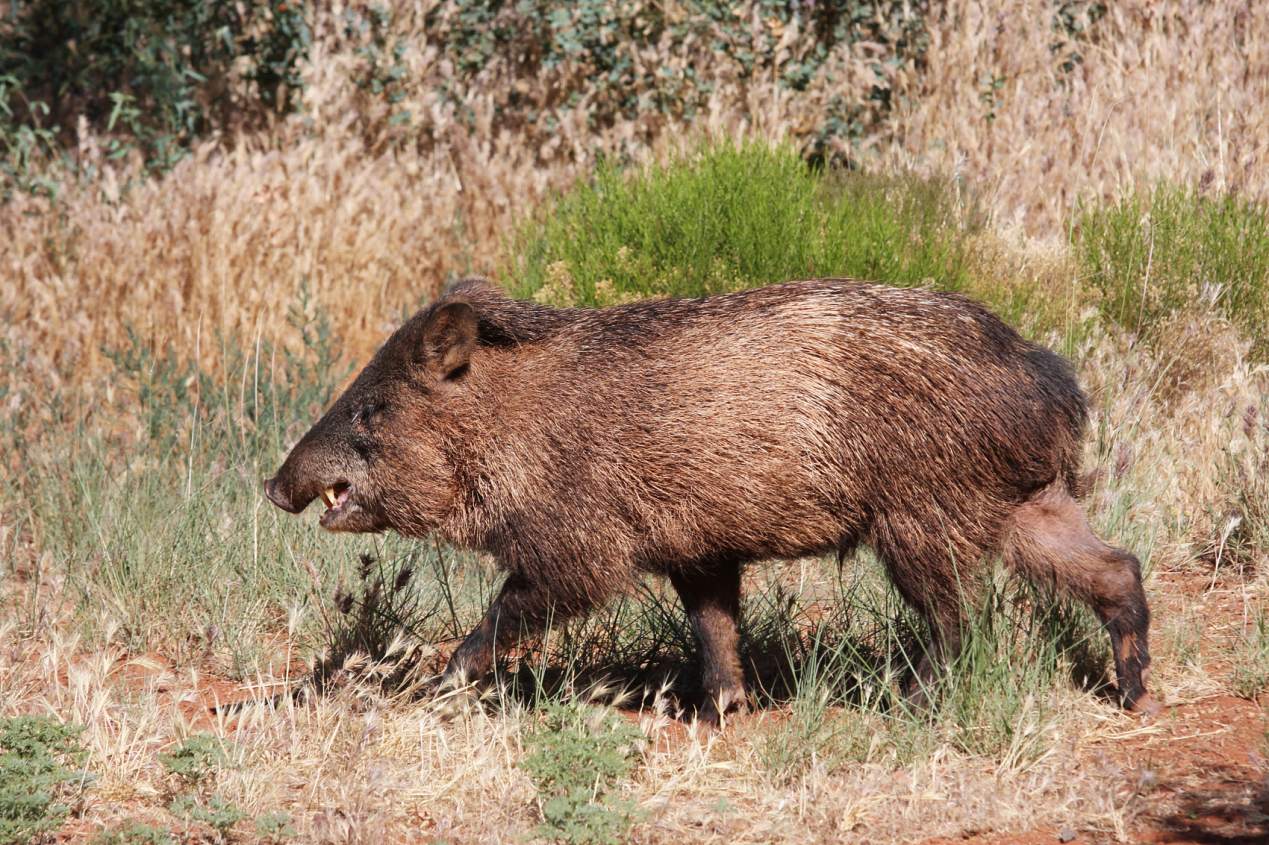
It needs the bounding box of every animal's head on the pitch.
[264,296,477,536]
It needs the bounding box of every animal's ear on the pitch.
[421,299,477,382]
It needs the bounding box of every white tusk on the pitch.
[322,488,337,508]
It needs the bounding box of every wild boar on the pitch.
[265,277,1159,723]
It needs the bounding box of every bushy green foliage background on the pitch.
[0,0,309,179]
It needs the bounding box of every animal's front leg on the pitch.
[670,559,746,726]
[440,573,546,689]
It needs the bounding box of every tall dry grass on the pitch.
[0,127,531,392]
[3,0,1266,399]
[885,0,1269,229]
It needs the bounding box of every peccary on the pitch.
[265,277,1160,723]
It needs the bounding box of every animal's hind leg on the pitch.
[870,521,972,710]
[903,610,964,711]
[1005,483,1161,715]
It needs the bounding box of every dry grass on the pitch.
[0,602,1182,844]
[883,0,1269,231]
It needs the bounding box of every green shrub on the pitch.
[519,699,647,845]
[1077,184,1269,360]
[159,733,230,791]
[0,716,94,845]
[505,138,976,306]
[92,821,178,845]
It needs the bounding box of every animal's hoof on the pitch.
[426,680,482,719]
[694,689,747,730]
[1129,693,1163,718]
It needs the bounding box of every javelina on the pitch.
[265,277,1159,723]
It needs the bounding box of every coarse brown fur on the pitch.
[265,278,1159,723]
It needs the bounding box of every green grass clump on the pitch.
[1077,183,1269,359]
[0,716,94,845]
[1230,610,1269,701]
[253,811,296,844]
[505,138,977,307]
[519,698,648,845]
[756,561,1107,780]
[932,578,1102,762]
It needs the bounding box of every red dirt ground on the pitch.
[43,571,1269,843]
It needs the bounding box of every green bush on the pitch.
[1077,184,1269,360]
[0,715,94,845]
[519,699,647,845]
[505,138,976,306]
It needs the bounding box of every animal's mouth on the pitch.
[317,482,353,526]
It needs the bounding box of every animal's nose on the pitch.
[263,477,301,513]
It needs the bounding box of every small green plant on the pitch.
[159,733,229,791]
[168,793,249,844]
[519,698,647,845]
[0,715,95,845]
[92,821,178,845]
[254,810,296,843]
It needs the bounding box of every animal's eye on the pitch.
[353,402,382,425]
